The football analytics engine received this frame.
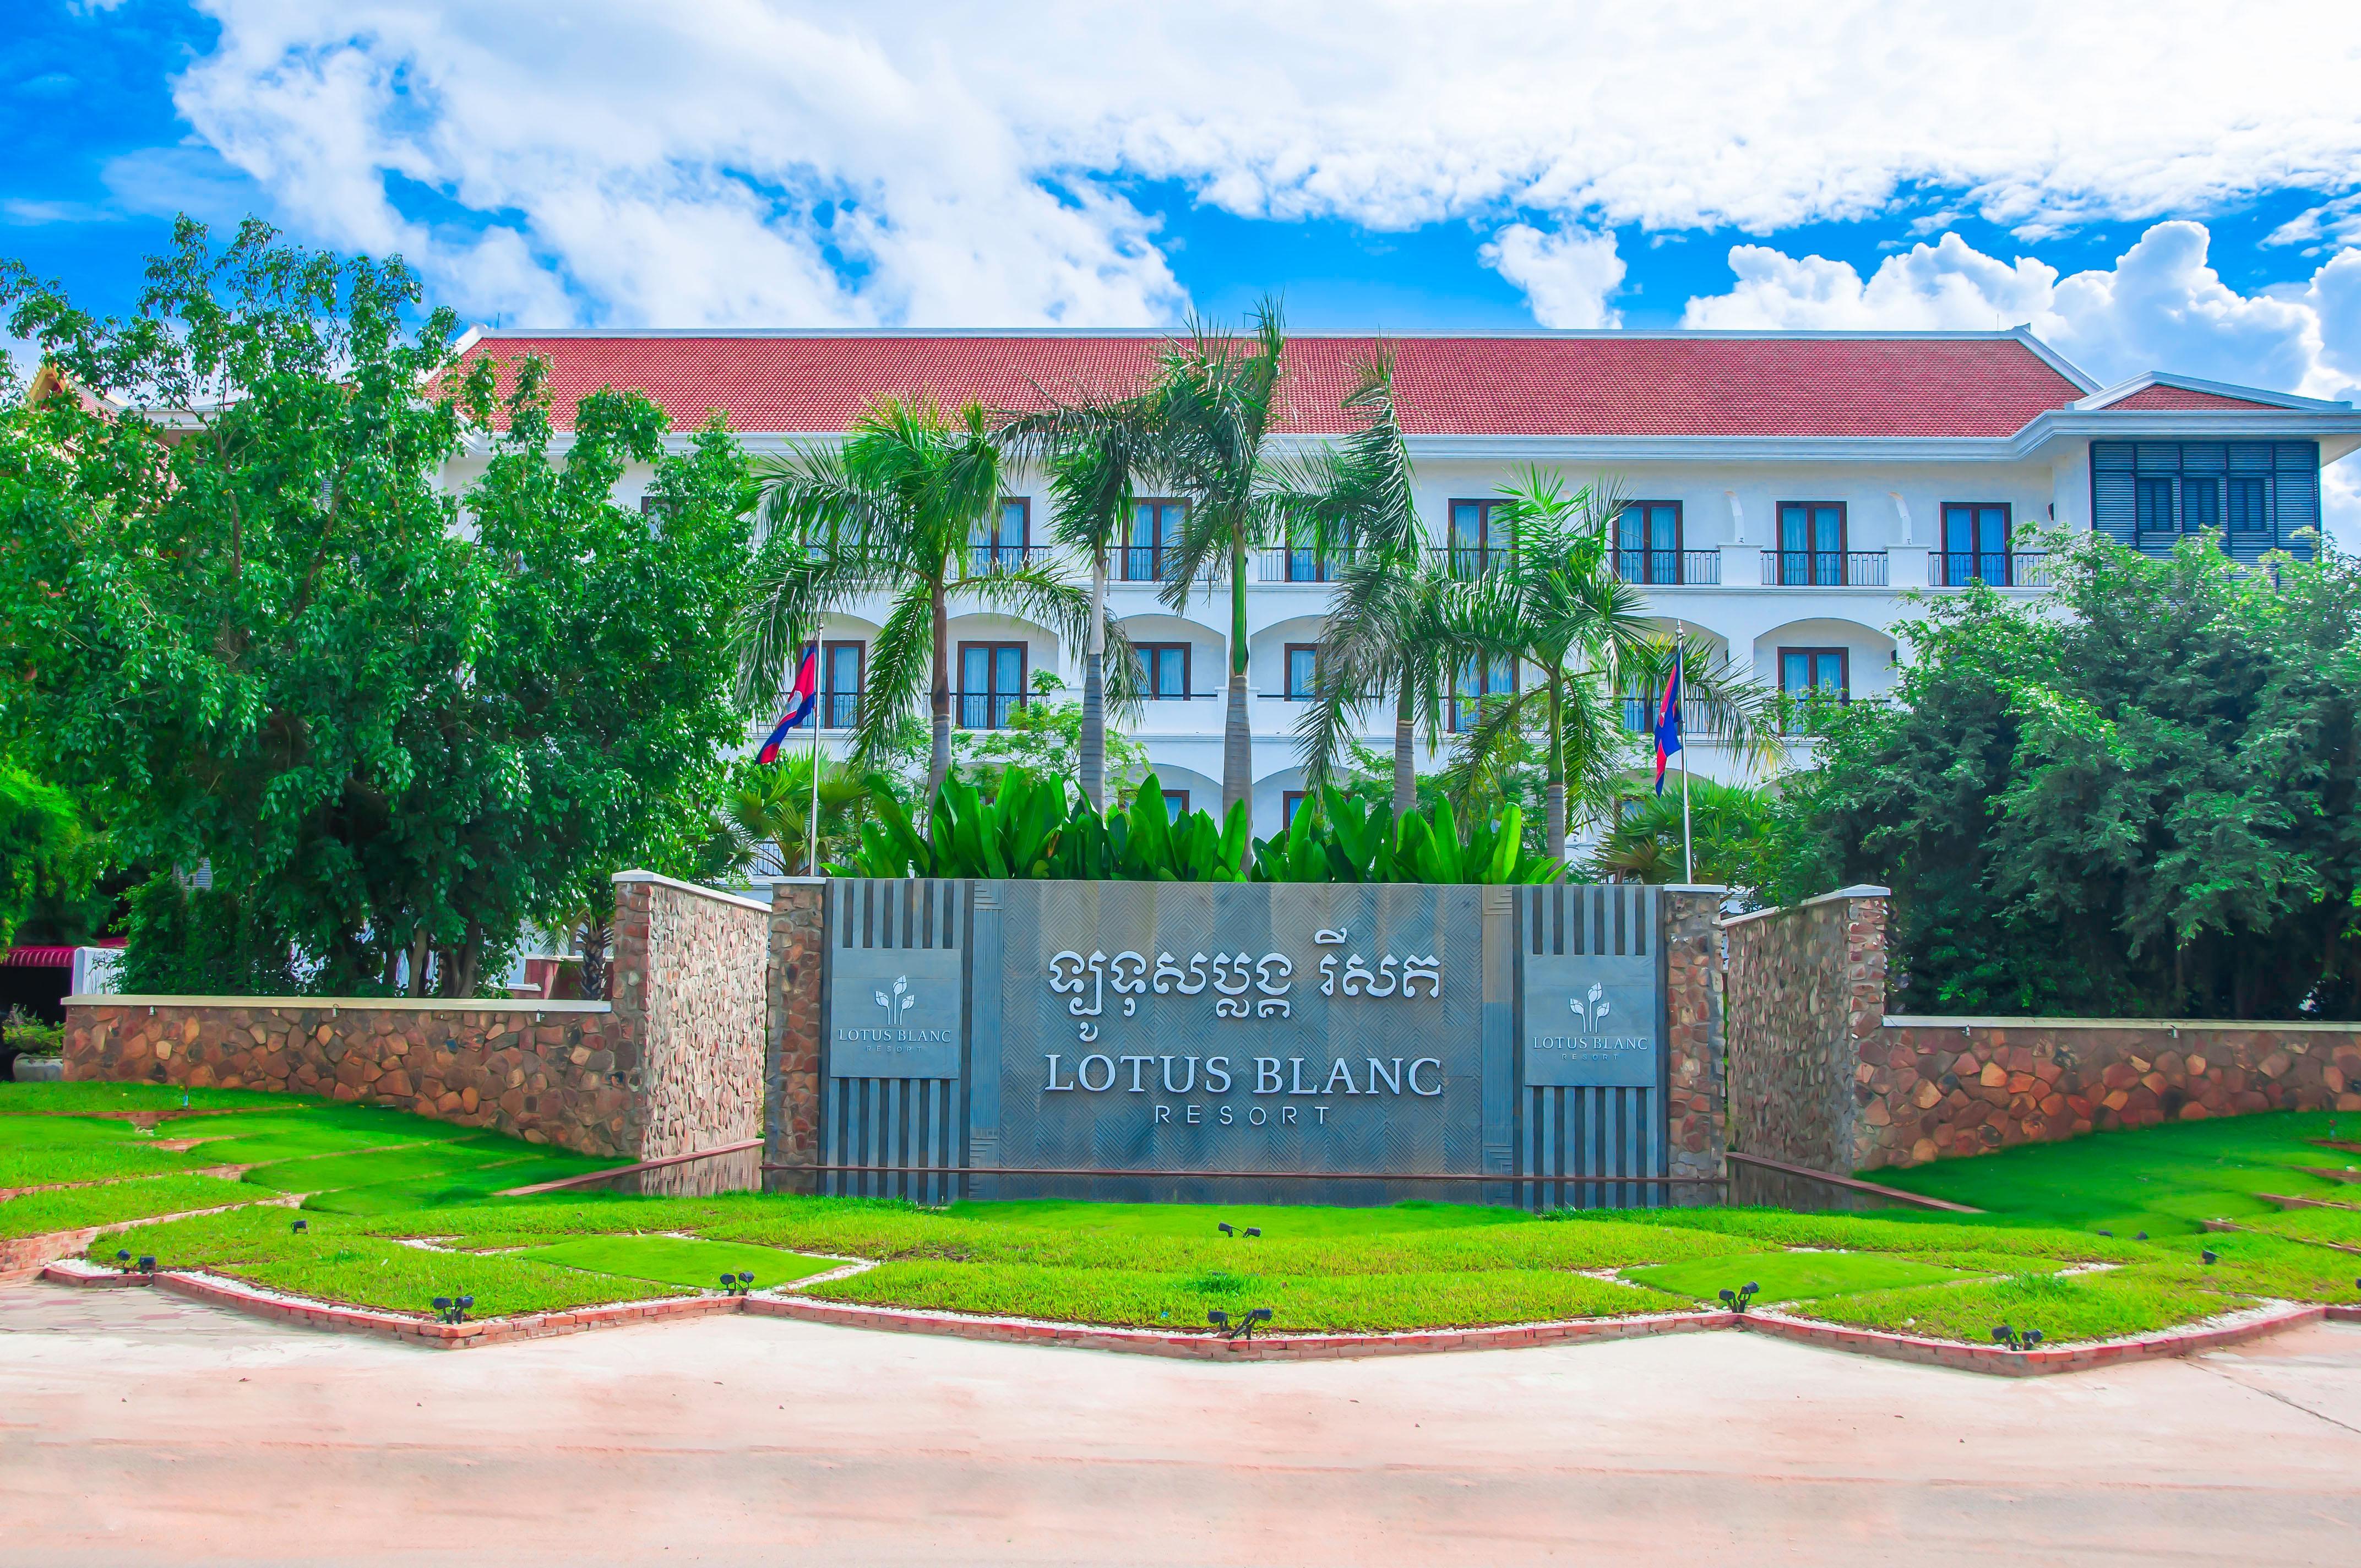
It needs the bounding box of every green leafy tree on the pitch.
[0,761,96,950]
[0,217,754,997]
[1765,534,2361,1019]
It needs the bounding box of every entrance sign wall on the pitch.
[817,878,1672,1207]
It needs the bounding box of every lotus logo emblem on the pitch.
[1568,982,1611,1036]
[875,974,916,1028]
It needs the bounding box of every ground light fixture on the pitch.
[720,1272,757,1295]
[1717,1282,1760,1313]
[2201,1249,2218,1265]
[1244,1228,1261,1238]
[1217,1223,1234,1237]
[1207,1308,1274,1342]
[432,1295,474,1325]
[291,1219,307,1234]
[1992,1325,2044,1351]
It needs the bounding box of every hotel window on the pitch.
[1283,643,1320,700]
[1778,647,1849,699]
[1614,501,1684,584]
[1123,499,1186,581]
[1938,503,2013,586]
[1774,502,1847,585]
[1162,789,1190,822]
[1446,498,1508,575]
[821,641,864,729]
[971,498,1030,571]
[1282,790,1309,827]
[1137,644,1190,700]
[957,642,1027,729]
[2092,440,2320,562]
[1448,655,1516,732]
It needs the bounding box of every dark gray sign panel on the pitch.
[1522,954,1659,1086]
[826,944,963,1079]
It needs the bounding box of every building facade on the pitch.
[447,328,2361,841]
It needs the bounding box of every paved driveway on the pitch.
[3,1281,2357,1566]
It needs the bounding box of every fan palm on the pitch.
[721,753,872,876]
[1282,349,1449,822]
[1151,300,1292,820]
[1437,471,1782,870]
[738,397,1125,801]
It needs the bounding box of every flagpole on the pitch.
[1677,623,1694,885]
[806,640,822,877]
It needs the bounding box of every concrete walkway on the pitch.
[3,1280,2357,1566]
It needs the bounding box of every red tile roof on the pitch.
[2103,383,2286,411]
[456,331,2091,440]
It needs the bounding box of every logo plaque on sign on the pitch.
[1522,954,1659,1087]
[828,944,963,1079]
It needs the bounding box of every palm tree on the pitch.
[1154,301,1291,821]
[1590,774,1775,889]
[994,392,1163,811]
[721,753,872,875]
[1283,350,1448,822]
[738,397,1124,802]
[1437,471,1782,870]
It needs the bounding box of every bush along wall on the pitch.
[831,771,1560,884]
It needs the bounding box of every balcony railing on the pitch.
[954,691,1033,730]
[1927,550,2052,589]
[967,542,1053,574]
[1117,545,1183,583]
[1430,545,1513,579]
[1258,547,1342,582]
[1619,696,1737,738]
[1613,548,1722,586]
[1760,549,1888,587]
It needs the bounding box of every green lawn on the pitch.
[0,1173,263,1238]
[1624,1249,1973,1305]
[1861,1111,2359,1235]
[0,1083,316,1114]
[519,1235,838,1291]
[14,1085,2361,1343]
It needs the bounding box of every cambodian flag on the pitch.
[1652,653,1683,796]
[755,644,819,764]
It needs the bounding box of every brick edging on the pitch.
[744,1296,1735,1361]
[32,1260,2349,1370]
[1741,1303,2324,1375]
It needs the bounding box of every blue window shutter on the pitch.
[2275,443,2320,557]
[2091,442,2137,546]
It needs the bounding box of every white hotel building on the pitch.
[450,328,2361,840]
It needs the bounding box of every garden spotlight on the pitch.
[1717,1281,1760,1313]
[1217,1223,1234,1237]
[2201,1249,2218,1265]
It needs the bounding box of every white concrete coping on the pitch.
[64,995,612,1014]
[1716,884,1891,930]
[1661,884,1731,894]
[1885,1014,2361,1034]
[609,868,775,914]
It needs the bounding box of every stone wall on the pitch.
[1860,1017,2361,1168]
[1660,888,1727,1183]
[608,872,769,1161]
[763,878,825,1190]
[63,999,633,1153]
[66,869,770,1163]
[1721,888,1889,1173]
[1721,886,2361,1173]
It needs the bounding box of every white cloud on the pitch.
[147,2,2361,329]
[1682,222,2361,544]
[1479,224,1624,328]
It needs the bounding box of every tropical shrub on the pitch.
[1762,535,2361,1019]
[1250,790,1560,885]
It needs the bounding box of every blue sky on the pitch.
[7,2,2361,537]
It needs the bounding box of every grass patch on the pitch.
[1860,1111,2359,1235]
[88,1206,665,1317]
[945,1198,1531,1239]
[1625,1249,1973,1304]
[805,1260,1665,1333]
[0,1174,262,1238]
[0,1084,317,1114]
[1802,1266,2238,1345]
[2245,1204,2361,1251]
[302,1154,621,1215]
[240,1136,585,1197]
[0,1123,230,1189]
[519,1235,836,1291]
